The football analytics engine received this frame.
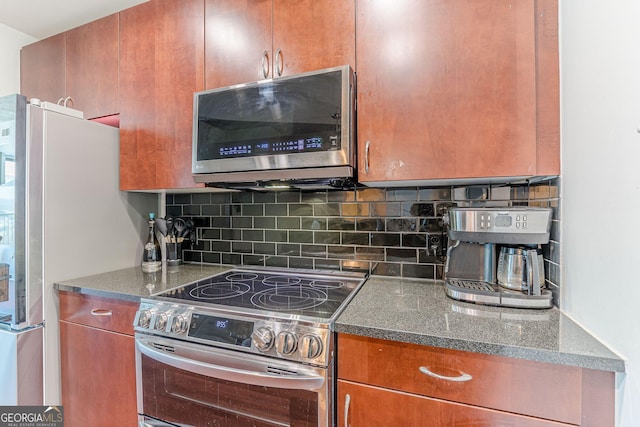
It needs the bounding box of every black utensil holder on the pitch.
[166,240,183,266]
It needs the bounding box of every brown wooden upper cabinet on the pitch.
[20,34,65,106]
[65,14,119,119]
[20,14,119,120]
[119,0,205,190]
[356,0,560,185]
[204,0,356,89]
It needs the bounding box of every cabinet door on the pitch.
[357,0,540,184]
[204,0,354,89]
[338,380,570,427]
[273,0,355,77]
[204,0,272,88]
[65,14,119,119]
[60,321,137,427]
[119,0,205,190]
[20,33,65,104]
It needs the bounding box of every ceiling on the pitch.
[0,0,148,40]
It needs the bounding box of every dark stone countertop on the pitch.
[54,263,233,302]
[55,266,625,372]
[335,276,625,373]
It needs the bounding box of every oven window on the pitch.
[141,354,320,427]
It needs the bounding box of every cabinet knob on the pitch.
[252,326,275,351]
[170,315,189,334]
[276,331,297,355]
[299,334,323,359]
[154,313,168,331]
[90,308,112,316]
[137,310,152,328]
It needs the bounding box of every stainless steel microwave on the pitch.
[192,65,355,189]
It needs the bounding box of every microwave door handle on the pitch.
[136,339,325,390]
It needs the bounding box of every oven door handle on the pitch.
[137,339,326,390]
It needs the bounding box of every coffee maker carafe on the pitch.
[444,207,553,309]
[497,245,545,295]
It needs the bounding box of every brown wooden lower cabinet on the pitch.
[337,334,614,427]
[59,292,138,427]
[338,380,571,427]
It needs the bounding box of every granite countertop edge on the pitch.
[55,283,142,303]
[334,323,625,373]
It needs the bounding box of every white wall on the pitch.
[0,23,37,96]
[560,1,640,425]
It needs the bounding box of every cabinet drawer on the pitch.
[59,291,138,335]
[337,380,571,427]
[338,334,582,425]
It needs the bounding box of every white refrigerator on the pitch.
[0,94,157,405]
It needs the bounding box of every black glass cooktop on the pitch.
[155,268,366,320]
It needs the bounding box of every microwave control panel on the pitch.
[216,135,339,158]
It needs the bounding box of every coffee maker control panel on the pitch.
[449,207,552,245]
[492,212,532,229]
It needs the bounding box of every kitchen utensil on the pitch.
[185,219,195,243]
[165,217,174,239]
[154,218,168,237]
[497,246,545,295]
[178,219,192,238]
[173,217,187,238]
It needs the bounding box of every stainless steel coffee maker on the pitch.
[444,207,553,309]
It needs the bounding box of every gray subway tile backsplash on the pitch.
[172,178,561,300]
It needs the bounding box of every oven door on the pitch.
[135,333,330,427]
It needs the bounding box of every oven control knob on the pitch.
[137,310,152,328]
[252,327,275,351]
[154,313,168,331]
[171,315,189,334]
[299,334,323,359]
[276,331,298,355]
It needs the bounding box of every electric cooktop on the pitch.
[153,267,367,321]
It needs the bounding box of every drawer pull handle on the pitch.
[344,393,350,427]
[419,366,472,382]
[90,309,113,316]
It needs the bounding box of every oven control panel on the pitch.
[134,301,331,366]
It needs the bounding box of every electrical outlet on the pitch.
[428,234,443,257]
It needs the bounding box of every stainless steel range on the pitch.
[134,267,366,427]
